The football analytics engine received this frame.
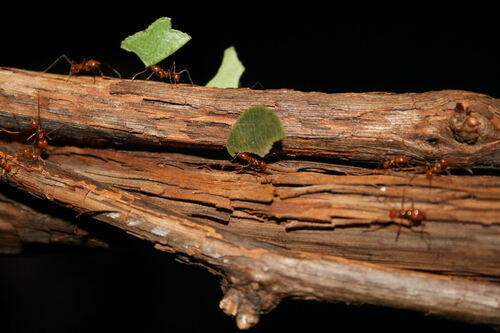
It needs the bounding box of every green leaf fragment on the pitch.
[206,46,245,88]
[226,105,285,158]
[120,17,191,67]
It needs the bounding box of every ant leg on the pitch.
[464,167,473,175]
[250,81,265,89]
[362,223,391,234]
[90,68,102,83]
[167,62,178,87]
[221,153,240,171]
[395,223,403,241]
[400,186,407,210]
[26,130,37,144]
[0,128,21,134]
[230,153,242,163]
[1,113,23,134]
[413,223,432,249]
[45,124,64,140]
[43,54,73,73]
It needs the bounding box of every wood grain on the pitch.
[1,67,499,329]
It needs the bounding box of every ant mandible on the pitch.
[132,62,193,85]
[233,152,267,172]
[44,54,121,81]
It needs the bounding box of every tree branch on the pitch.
[1,67,499,329]
[1,67,499,166]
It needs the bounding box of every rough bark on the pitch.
[1,67,499,329]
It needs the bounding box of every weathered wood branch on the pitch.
[0,67,499,166]
[1,67,499,329]
[0,190,109,254]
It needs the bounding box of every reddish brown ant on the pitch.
[414,158,452,191]
[132,62,193,85]
[0,151,21,184]
[24,95,63,156]
[4,94,63,157]
[0,152,12,174]
[388,187,426,241]
[17,147,43,165]
[380,155,410,170]
[425,158,451,179]
[1,94,63,161]
[233,152,267,172]
[44,54,121,81]
[389,204,426,240]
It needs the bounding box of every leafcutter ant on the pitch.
[132,62,193,86]
[379,155,410,170]
[388,186,426,241]
[16,147,43,167]
[44,54,121,81]
[0,150,20,184]
[232,152,267,172]
[389,203,426,241]
[3,94,63,158]
[417,158,454,191]
[0,152,12,174]
[425,158,451,179]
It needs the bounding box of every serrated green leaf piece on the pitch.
[226,105,285,158]
[120,17,191,67]
[206,46,245,88]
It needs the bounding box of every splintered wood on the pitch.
[1,67,499,329]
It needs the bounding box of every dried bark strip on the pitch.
[17,145,494,281]
[0,191,108,254]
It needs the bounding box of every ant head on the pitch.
[409,208,425,225]
[389,209,399,219]
[150,65,162,73]
[382,160,391,169]
[86,59,100,68]
[30,119,38,129]
[238,152,249,161]
[438,159,450,168]
[394,155,408,164]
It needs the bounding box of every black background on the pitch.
[0,4,499,332]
